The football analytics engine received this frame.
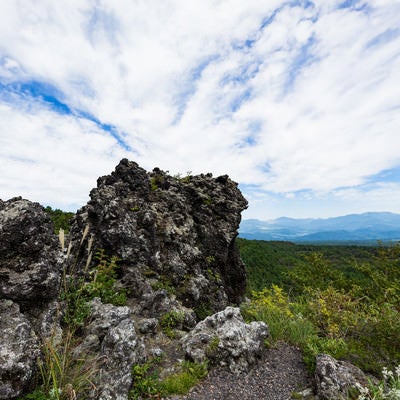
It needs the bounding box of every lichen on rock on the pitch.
[181,306,269,374]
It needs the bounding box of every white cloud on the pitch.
[0,1,399,217]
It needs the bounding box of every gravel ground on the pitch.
[168,342,314,400]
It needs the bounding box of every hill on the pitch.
[239,212,400,243]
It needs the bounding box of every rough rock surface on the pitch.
[181,306,268,374]
[0,160,250,399]
[69,159,248,318]
[0,300,40,399]
[0,198,63,398]
[0,197,62,311]
[315,353,370,400]
[76,298,145,400]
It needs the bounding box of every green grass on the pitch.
[129,359,208,399]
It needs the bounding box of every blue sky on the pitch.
[0,0,399,220]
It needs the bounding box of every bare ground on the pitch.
[168,342,314,400]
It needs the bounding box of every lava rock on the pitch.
[0,197,62,306]
[69,159,248,318]
[315,353,370,400]
[82,298,145,400]
[0,300,40,399]
[181,306,269,374]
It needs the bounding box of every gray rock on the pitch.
[0,197,62,306]
[83,299,145,400]
[138,318,158,334]
[69,159,247,319]
[0,300,40,399]
[315,353,370,400]
[181,306,268,374]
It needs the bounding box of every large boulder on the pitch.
[0,300,40,399]
[0,197,62,309]
[69,159,248,318]
[78,298,145,400]
[181,306,268,374]
[315,354,370,400]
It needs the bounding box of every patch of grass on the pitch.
[160,361,208,395]
[23,232,127,399]
[129,359,207,399]
[151,275,176,295]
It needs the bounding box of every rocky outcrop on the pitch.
[80,299,145,400]
[0,300,40,399]
[0,197,62,310]
[0,159,249,399]
[0,198,62,398]
[315,354,370,400]
[181,306,268,374]
[69,159,248,317]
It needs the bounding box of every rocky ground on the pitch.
[170,342,314,400]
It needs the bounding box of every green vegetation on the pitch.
[160,310,185,338]
[193,299,213,320]
[160,360,208,395]
[237,238,377,293]
[129,357,162,399]
[240,239,400,377]
[355,365,400,399]
[129,358,207,399]
[44,206,74,233]
[20,240,127,400]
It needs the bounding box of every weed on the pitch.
[84,249,127,306]
[193,300,213,320]
[129,358,162,400]
[205,336,220,358]
[354,365,400,399]
[160,310,185,338]
[23,231,126,399]
[202,196,212,206]
[151,276,176,296]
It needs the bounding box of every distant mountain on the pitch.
[239,212,400,243]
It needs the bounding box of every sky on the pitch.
[0,0,400,220]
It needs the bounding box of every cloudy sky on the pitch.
[0,0,399,220]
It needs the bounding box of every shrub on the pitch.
[355,365,400,399]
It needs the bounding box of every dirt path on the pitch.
[169,342,314,400]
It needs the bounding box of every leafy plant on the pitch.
[84,249,127,306]
[160,310,185,338]
[129,358,162,400]
[355,365,400,399]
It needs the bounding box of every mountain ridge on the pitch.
[239,212,400,242]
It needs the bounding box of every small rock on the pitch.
[315,353,369,400]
